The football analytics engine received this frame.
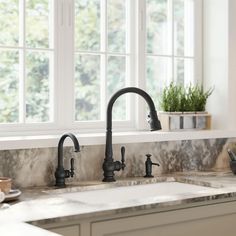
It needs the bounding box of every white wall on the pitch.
[204,0,236,130]
[228,0,236,130]
[204,0,228,129]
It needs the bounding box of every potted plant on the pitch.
[159,82,213,131]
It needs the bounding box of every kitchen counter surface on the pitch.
[1,171,236,232]
[0,222,61,236]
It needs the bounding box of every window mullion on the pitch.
[19,0,25,123]
[125,0,132,121]
[136,0,147,130]
[66,0,75,127]
[55,0,64,128]
[100,0,107,121]
[48,0,56,123]
[170,0,174,83]
[57,0,74,128]
[194,0,203,84]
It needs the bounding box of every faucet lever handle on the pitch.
[70,158,75,177]
[146,154,160,166]
[121,146,126,170]
[65,158,75,178]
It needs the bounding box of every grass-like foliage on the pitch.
[160,82,214,112]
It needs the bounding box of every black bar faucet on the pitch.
[102,87,162,182]
[55,133,80,187]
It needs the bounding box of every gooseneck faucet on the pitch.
[103,87,162,182]
[55,133,80,187]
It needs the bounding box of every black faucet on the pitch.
[102,87,162,182]
[144,154,160,178]
[55,133,80,187]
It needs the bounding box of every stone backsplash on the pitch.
[0,138,235,188]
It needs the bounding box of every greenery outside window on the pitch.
[0,0,54,126]
[0,0,202,135]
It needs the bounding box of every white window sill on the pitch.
[0,130,235,150]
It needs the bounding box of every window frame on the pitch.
[0,0,203,136]
[137,0,203,130]
[71,0,136,130]
[0,0,58,135]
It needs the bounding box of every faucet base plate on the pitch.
[102,177,116,182]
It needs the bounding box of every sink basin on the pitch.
[56,182,217,206]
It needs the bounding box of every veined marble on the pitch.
[0,172,236,226]
[0,223,60,236]
[0,138,235,188]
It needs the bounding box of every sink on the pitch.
[55,182,217,206]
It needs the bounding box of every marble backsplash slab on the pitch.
[0,138,235,188]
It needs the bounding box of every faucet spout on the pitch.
[107,87,161,131]
[58,133,80,168]
[55,133,80,187]
[103,87,162,182]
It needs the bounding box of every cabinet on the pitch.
[43,201,236,236]
[91,202,236,236]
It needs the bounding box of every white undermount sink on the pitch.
[56,182,217,206]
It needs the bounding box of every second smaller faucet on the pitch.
[55,133,80,188]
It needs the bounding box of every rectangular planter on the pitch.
[159,112,211,131]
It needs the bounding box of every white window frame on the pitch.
[0,0,202,136]
[0,0,58,135]
[137,0,203,130]
[66,0,137,132]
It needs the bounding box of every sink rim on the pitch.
[43,176,176,194]
[43,175,220,196]
[52,181,220,206]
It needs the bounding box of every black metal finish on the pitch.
[55,133,80,187]
[102,87,162,182]
[121,146,125,170]
[227,149,236,161]
[144,154,160,178]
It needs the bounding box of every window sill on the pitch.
[0,129,235,150]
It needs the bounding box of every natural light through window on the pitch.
[74,0,130,122]
[146,0,195,109]
[0,0,201,134]
[0,0,54,124]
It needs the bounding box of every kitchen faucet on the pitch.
[102,87,162,182]
[55,133,80,187]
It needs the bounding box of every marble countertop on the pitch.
[0,223,61,236]
[1,171,236,234]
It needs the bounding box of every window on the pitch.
[145,0,201,108]
[0,0,54,126]
[0,0,202,135]
[74,0,131,122]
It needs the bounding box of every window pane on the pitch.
[75,0,100,51]
[75,54,100,121]
[0,50,19,123]
[107,0,126,53]
[146,56,172,108]
[25,51,51,122]
[174,0,194,57]
[107,56,126,120]
[146,0,171,55]
[174,58,194,85]
[0,0,19,46]
[26,0,52,48]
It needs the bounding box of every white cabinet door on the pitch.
[91,202,236,236]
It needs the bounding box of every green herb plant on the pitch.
[188,85,214,112]
[160,82,181,112]
[160,82,214,112]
